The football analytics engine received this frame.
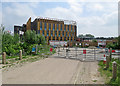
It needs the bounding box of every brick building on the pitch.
[14,17,77,46]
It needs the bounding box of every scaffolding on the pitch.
[36,16,77,25]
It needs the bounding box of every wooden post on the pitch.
[110,48,112,61]
[112,61,117,80]
[94,48,96,61]
[2,52,6,64]
[106,55,110,69]
[19,50,22,60]
[118,63,120,85]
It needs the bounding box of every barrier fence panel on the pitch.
[54,47,107,62]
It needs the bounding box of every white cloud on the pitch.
[2,2,118,37]
[86,3,103,11]
[103,11,118,26]
[2,2,37,31]
[43,2,118,37]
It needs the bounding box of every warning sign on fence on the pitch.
[83,50,86,54]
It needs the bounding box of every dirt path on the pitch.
[2,58,79,84]
[70,61,104,84]
[2,57,104,84]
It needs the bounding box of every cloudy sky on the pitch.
[1,0,118,37]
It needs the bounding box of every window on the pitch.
[49,36,51,40]
[61,24,62,30]
[55,31,57,36]
[59,31,60,37]
[57,24,59,30]
[51,30,53,36]
[74,26,76,32]
[66,32,67,36]
[69,32,71,36]
[40,22,42,30]
[68,37,69,40]
[68,25,69,31]
[49,23,51,30]
[57,37,58,40]
[71,37,72,41]
[44,22,46,30]
[42,30,44,36]
[47,30,49,36]
[53,24,55,30]
[64,37,66,41]
[45,36,47,40]
[53,36,55,40]
[71,25,72,31]
[64,25,66,31]
[62,31,64,36]
[73,32,74,36]
[60,37,62,41]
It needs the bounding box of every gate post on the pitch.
[58,46,60,56]
[83,49,86,60]
[112,61,117,80]
[75,47,77,59]
[66,49,68,58]
[110,48,112,61]
[106,55,110,69]
[2,52,6,64]
[19,50,22,60]
[94,48,96,61]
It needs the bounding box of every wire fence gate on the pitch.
[54,47,106,61]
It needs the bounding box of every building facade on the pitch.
[14,17,77,46]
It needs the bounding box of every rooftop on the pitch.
[36,16,77,25]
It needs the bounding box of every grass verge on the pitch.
[98,58,120,86]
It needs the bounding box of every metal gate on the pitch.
[53,47,107,62]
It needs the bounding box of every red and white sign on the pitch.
[83,50,86,54]
[50,48,53,52]
[103,54,106,64]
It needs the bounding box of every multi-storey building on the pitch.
[14,17,77,46]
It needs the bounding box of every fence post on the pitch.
[19,50,22,60]
[112,61,117,80]
[118,63,120,85]
[75,47,77,59]
[94,48,96,61]
[66,49,68,58]
[110,48,112,61]
[106,55,110,69]
[2,52,6,64]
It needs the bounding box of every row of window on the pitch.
[44,36,75,41]
[40,22,76,32]
[37,30,75,36]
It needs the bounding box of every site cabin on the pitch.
[49,41,68,47]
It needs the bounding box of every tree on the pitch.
[0,25,2,54]
[78,34,94,38]
[85,34,94,38]
[24,30,46,45]
[92,39,97,43]
[117,36,120,49]
[24,30,37,44]
[13,33,19,44]
[78,34,84,38]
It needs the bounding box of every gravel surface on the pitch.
[2,48,105,84]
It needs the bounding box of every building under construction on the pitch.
[14,17,77,46]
